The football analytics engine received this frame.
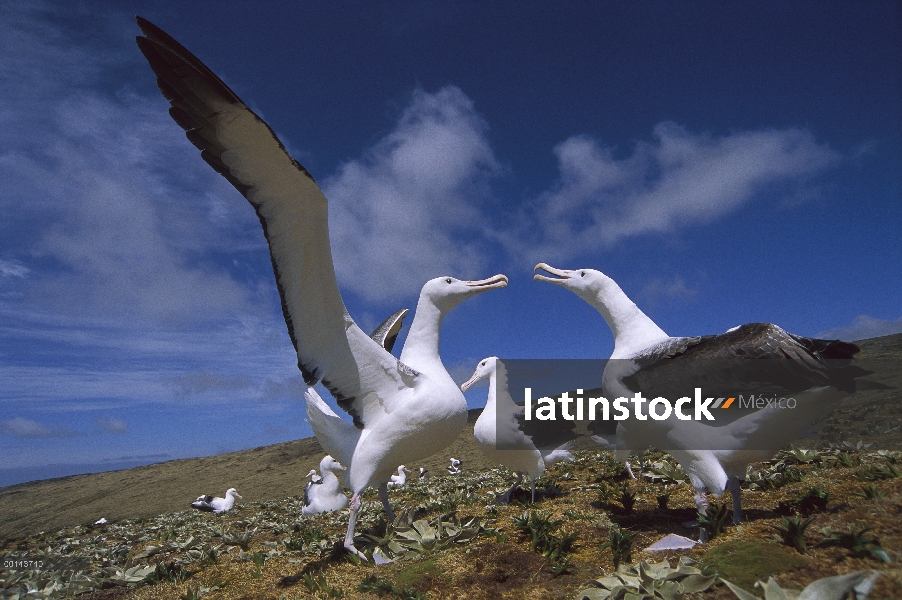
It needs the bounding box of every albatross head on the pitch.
[420,274,508,313]
[226,488,242,500]
[460,356,499,392]
[321,455,347,473]
[533,263,619,304]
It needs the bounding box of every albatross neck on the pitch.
[399,298,446,371]
[591,282,669,358]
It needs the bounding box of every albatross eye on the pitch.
[445,278,452,284]
[580,271,585,277]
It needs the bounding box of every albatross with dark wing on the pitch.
[135,18,507,560]
[191,488,241,513]
[534,263,878,540]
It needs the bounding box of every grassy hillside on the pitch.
[0,410,499,541]
[1,334,900,599]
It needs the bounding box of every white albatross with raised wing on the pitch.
[135,18,507,560]
[534,263,875,541]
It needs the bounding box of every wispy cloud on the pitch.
[0,4,296,415]
[0,417,81,438]
[325,86,501,303]
[817,314,902,342]
[642,275,699,304]
[0,259,28,278]
[501,123,841,263]
[95,416,129,434]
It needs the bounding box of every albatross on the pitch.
[534,263,877,539]
[133,17,506,560]
[302,455,348,515]
[191,488,242,513]
[462,357,575,503]
[387,465,410,487]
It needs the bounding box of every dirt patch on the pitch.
[454,541,556,597]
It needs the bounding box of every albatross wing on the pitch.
[136,18,415,427]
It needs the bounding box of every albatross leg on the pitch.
[378,482,395,522]
[694,488,709,543]
[624,461,637,480]
[727,477,743,524]
[344,493,367,561]
[499,473,522,504]
[530,477,537,504]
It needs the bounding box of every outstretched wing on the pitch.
[135,18,415,428]
[622,323,866,400]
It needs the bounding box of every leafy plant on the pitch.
[510,510,577,560]
[301,573,344,597]
[817,525,892,563]
[656,485,672,510]
[146,561,191,584]
[722,570,880,600]
[549,556,576,577]
[778,486,829,516]
[180,585,200,600]
[357,510,486,560]
[249,551,265,578]
[359,574,397,596]
[358,574,427,599]
[598,525,637,570]
[853,484,887,500]
[778,448,823,464]
[576,557,717,599]
[220,528,255,550]
[698,502,731,540]
[768,516,815,553]
[856,462,901,481]
[836,451,859,468]
[616,485,637,514]
[643,459,688,485]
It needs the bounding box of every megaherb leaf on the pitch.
[722,570,880,600]
[355,510,486,559]
[575,557,717,599]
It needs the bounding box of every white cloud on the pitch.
[0,4,304,416]
[0,259,28,278]
[817,314,902,342]
[325,86,501,303]
[0,417,80,438]
[503,123,841,263]
[642,276,699,304]
[95,415,129,434]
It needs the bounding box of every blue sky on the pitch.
[1,1,900,487]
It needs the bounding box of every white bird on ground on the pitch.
[136,19,507,561]
[534,263,876,540]
[306,469,323,485]
[447,458,462,475]
[418,467,430,479]
[302,455,348,515]
[191,488,242,513]
[387,465,410,487]
[462,357,576,503]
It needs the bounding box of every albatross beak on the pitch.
[460,369,481,392]
[533,263,571,285]
[465,274,508,291]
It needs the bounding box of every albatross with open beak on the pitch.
[534,263,876,541]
